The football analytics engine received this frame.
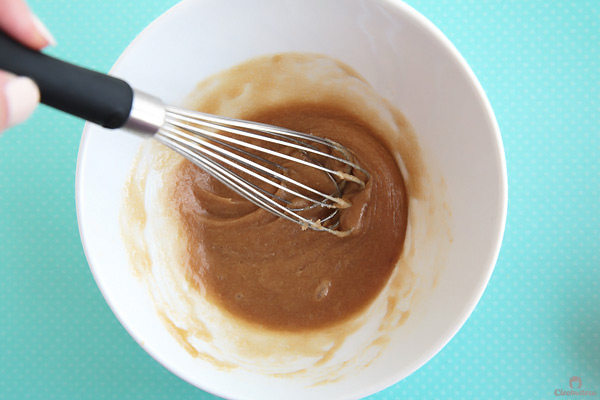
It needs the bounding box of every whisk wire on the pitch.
[158,125,346,209]
[155,131,341,232]
[168,107,370,182]
[156,107,367,235]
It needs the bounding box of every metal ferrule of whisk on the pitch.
[123,90,370,236]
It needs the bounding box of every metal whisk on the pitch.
[0,32,368,235]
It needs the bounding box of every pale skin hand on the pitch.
[0,0,56,132]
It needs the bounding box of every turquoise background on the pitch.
[1,0,598,399]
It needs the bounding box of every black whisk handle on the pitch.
[0,30,133,129]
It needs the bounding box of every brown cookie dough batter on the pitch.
[168,56,409,331]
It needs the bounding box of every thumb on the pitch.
[0,71,40,132]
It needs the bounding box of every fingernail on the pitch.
[5,77,40,129]
[30,14,57,47]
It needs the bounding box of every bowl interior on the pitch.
[76,0,506,398]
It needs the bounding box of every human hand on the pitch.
[0,0,55,132]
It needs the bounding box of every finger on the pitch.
[0,70,40,132]
[0,0,56,50]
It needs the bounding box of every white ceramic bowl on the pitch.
[76,0,507,399]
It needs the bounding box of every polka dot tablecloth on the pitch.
[0,1,597,399]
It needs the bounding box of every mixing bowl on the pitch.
[76,0,507,398]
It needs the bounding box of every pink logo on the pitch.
[554,376,597,397]
[571,377,583,389]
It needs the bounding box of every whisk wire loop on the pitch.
[156,106,368,235]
